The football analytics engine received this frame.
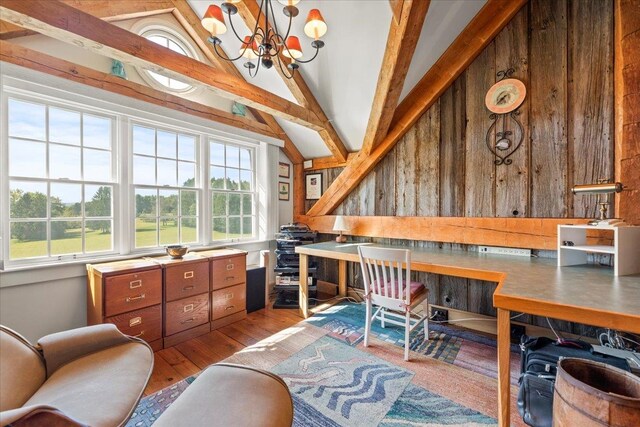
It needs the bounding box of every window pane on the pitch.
[178,161,195,187]
[181,217,197,243]
[212,217,226,240]
[178,135,195,161]
[240,148,252,169]
[229,217,241,237]
[226,168,239,190]
[148,35,168,47]
[226,145,240,168]
[181,190,198,216]
[85,219,112,252]
[84,148,111,182]
[160,217,178,246]
[85,185,111,217]
[9,99,46,140]
[212,192,226,216]
[83,114,111,149]
[210,142,225,165]
[133,126,155,156]
[157,159,177,186]
[157,130,177,158]
[242,194,253,215]
[10,221,46,259]
[9,139,46,178]
[133,155,156,185]
[242,216,253,239]
[210,166,225,189]
[159,190,178,217]
[135,188,157,248]
[50,144,81,180]
[240,169,252,191]
[168,79,190,90]
[50,183,81,218]
[10,181,47,218]
[229,194,241,215]
[49,107,80,145]
[147,70,170,87]
[168,39,187,55]
[51,220,82,255]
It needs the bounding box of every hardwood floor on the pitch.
[144,306,304,395]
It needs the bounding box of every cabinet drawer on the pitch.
[211,284,246,321]
[165,293,209,336]
[105,304,162,343]
[211,255,246,290]
[165,261,210,302]
[105,270,162,316]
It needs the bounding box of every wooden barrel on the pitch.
[553,358,640,426]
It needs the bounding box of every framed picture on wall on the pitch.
[278,181,290,201]
[305,173,322,200]
[278,162,290,178]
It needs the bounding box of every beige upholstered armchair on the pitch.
[0,324,153,427]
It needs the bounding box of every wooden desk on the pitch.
[296,241,640,427]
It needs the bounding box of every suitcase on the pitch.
[517,335,630,427]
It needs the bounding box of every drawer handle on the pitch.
[184,271,194,279]
[129,317,142,327]
[181,318,195,324]
[126,294,146,302]
[129,280,142,289]
[226,264,234,271]
[183,304,194,312]
[225,276,235,281]
[225,305,235,311]
[183,285,195,291]
[132,331,145,338]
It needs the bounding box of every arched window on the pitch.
[138,27,198,93]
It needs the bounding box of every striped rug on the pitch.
[127,303,525,426]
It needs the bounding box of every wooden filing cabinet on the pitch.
[87,259,163,351]
[152,254,211,348]
[198,249,248,330]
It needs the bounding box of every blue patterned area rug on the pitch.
[128,303,524,426]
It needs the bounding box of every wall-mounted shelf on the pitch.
[557,225,640,276]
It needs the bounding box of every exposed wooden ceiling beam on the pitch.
[0,0,326,131]
[1,0,175,40]
[303,153,358,171]
[389,0,405,25]
[234,0,349,162]
[168,0,303,164]
[0,40,278,139]
[307,0,529,216]
[361,0,430,154]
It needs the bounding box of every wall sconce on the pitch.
[333,215,348,243]
[572,180,624,225]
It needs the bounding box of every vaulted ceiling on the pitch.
[187,0,487,158]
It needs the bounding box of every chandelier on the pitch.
[201,0,327,79]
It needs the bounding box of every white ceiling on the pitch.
[187,0,487,158]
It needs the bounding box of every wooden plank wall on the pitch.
[307,0,614,336]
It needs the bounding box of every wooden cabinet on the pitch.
[87,259,163,351]
[88,248,248,351]
[199,249,248,330]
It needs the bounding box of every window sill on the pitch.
[0,239,271,287]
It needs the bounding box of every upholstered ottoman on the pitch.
[154,363,293,427]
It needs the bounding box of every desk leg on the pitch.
[299,253,309,318]
[338,259,347,297]
[497,308,511,427]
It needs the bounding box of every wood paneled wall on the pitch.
[307,0,615,336]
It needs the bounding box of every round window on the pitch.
[139,28,198,93]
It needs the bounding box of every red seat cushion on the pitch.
[372,280,426,300]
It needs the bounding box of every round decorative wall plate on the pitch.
[485,78,526,114]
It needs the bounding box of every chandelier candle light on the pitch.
[201,0,327,78]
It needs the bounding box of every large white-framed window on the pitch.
[6,96,115,262]
[131,123,199,249]
[210,140,256,241]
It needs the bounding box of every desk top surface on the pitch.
[296,241,640,330]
